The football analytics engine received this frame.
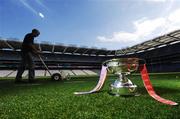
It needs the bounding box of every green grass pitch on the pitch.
[0,73,179,119]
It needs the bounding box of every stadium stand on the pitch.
[116,30,180,72]
[115,30,180,55]
[71,70,87,76]
[22,70,28,77]
[0,29,180,78]
[0,70,14,77]
[83,70,98,75]
[44,70,61,76]
[35,70,46,77]
[92,70,101,75]
[7,70,17,77]
[60,70,75,76]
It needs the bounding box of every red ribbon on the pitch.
[139,64,178,106]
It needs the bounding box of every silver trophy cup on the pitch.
[103,58,139,96]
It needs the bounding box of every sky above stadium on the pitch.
[0,0,180,50]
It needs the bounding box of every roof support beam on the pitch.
[154,36,180,46]
[154,38,169,44]
[4,40,14,50]
[63,47,68,54]
[52,45,55,53]
[39,43,42,51]
[116,49,126,55]
[106,50,113,55]
[82,49,89,54]
[166,35,180,41]
[73,48,79,54]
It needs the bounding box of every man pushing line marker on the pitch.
[15,29,40,83]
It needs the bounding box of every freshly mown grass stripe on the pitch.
[0,74,179,119]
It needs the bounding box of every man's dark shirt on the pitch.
[22,33,34,53]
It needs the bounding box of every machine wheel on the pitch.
[51,73,62,81]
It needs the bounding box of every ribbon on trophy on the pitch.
[74,66,107,95]
[139,64,178,106]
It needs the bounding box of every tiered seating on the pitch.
[0,70,14,77]
[35,70,46,77]
[92,70,101,75]
[45,70,60,76]
[60,70,75,76]
[72,70,86,75]
[0,69,101,78]
[83,70,97,75]
[7,70,17,77]
[22,70,28,78]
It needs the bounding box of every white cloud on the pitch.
[168,9,180,23]
[134,17,166,36]
[97,8,180,46]
[98,32,137,43]
[159,9,180,34]
[145,0,168,2]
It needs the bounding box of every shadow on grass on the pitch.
[0,77,102,97]
[0,79,65,97]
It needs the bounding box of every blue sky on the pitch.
[0,0,180,50]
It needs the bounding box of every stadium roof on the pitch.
[116,29,180,55]
[0,38,116,56]
[0,29,180,56]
